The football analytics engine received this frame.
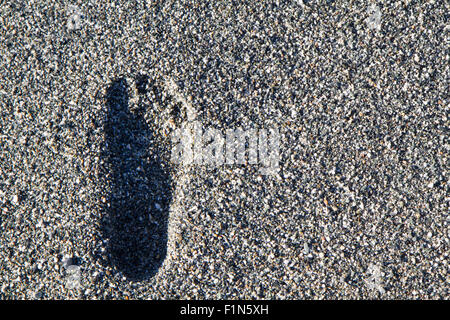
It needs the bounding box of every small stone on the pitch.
[366,4,382,31]
[12,194,19,205]
[303,242,310,255]
[65,265,82,290]
[67,5,83,31]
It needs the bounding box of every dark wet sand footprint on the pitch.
[100,77,172,281]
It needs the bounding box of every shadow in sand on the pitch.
[100,77,171,281]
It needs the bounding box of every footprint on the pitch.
[100,77,173,281]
